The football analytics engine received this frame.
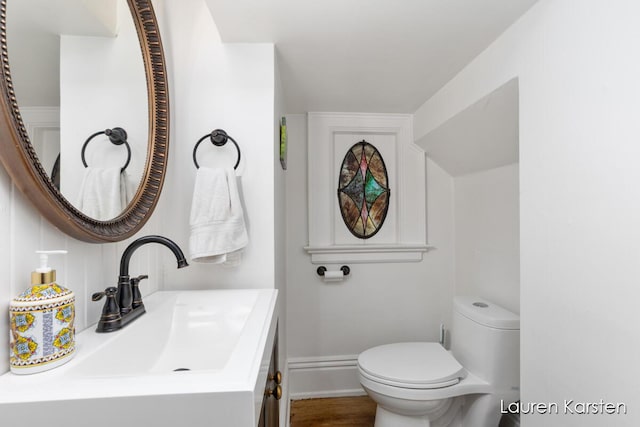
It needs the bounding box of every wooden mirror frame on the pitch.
[0,0,169,243]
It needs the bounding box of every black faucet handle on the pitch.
[131,274,149,285]
[131,275,148,310]
[93,287,121,333]
[92,286,117,301]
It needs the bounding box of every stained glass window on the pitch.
[338,140,390,239]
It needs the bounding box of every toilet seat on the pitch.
[357,342,465,389]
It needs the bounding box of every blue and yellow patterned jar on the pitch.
[9,266,75,374]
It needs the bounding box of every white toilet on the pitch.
[358,297,519,427]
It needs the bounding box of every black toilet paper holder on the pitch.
[316,265,350,276]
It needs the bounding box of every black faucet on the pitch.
[92,235,189,333]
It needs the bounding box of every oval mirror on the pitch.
[0,0,168,242]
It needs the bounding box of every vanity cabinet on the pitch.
[259,326,280,427]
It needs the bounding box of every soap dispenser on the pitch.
[9,250,76,374]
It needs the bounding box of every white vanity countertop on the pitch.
[0,289,278,412]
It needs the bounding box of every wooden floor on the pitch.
[290,396,377,427]
[290,396,519,427]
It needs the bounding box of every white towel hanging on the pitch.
[189,167,248,265]
[76,167,128,220]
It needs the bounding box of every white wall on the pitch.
[454,164,520,314]
[0,164,162,375]
[414,0,640,424]
[155,0,277,290]
[285,113,455,397]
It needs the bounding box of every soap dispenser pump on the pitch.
[9,250,76,374]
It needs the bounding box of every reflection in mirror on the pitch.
[6,0,148,220]
[51,154,61,190]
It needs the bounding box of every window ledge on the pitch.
[304,244,434,264]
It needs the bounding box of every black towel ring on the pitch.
[81,127,131,172]
[192,129,241,170]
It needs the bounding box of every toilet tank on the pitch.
[450,297,519,391]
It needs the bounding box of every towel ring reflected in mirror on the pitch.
[81,127,132,172]
[192,129,241,170]
[0,0,169,242]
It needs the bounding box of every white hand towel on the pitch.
[189,167,248,265]
[76,167,126,220]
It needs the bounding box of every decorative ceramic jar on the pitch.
[9,281,75,374]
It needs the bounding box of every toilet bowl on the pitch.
[358,297,519,427]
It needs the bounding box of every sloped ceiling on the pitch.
[205,0,538,113]
[416,79,519,176]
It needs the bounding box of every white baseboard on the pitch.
[287,355,365,400]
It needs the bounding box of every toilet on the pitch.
[358,297,519,427]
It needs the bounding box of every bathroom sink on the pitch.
[0,289,278,427]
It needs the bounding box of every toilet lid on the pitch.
[358,342,465,389]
